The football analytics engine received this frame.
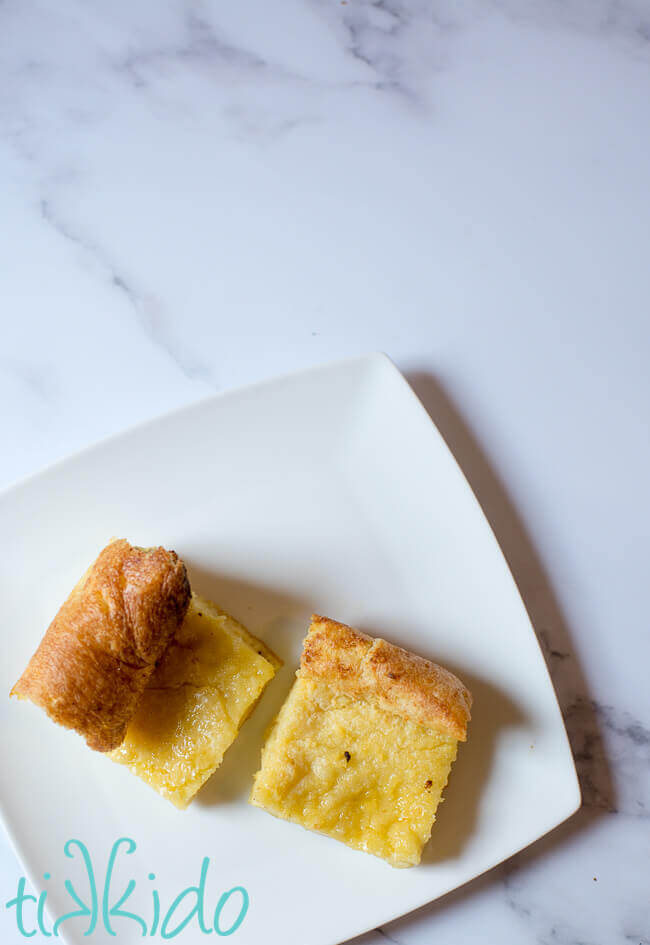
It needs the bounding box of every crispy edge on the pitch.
[300,615,472,740]
[10,538,191,752]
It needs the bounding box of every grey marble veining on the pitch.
[38,196,219,384]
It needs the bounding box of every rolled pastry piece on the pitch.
[11,539,191,752]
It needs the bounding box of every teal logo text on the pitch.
[5,838,249,938]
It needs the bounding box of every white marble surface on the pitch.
[1,1,649,943]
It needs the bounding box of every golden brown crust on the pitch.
[11,539,191,752]
[300,615,472,740]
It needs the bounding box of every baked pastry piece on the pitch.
[10,539,190,752]
[109,594,281,808]
[250,615,471,868]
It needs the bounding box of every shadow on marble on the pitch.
[404,372,616,818]
[181,562,306,806]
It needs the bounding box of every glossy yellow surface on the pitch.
[250,676,458,867]
[110,595,279,808]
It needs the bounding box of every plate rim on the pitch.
[0,351,582,945]
[0,351,386,501]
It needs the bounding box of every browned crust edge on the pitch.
[10,538,191,752]
[300,615,472,740]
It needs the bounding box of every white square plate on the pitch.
[0,353,579,945]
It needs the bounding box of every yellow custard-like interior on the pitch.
[110,595,280,809]
[250,676,458,867]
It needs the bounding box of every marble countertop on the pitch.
[1,1,649,943]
